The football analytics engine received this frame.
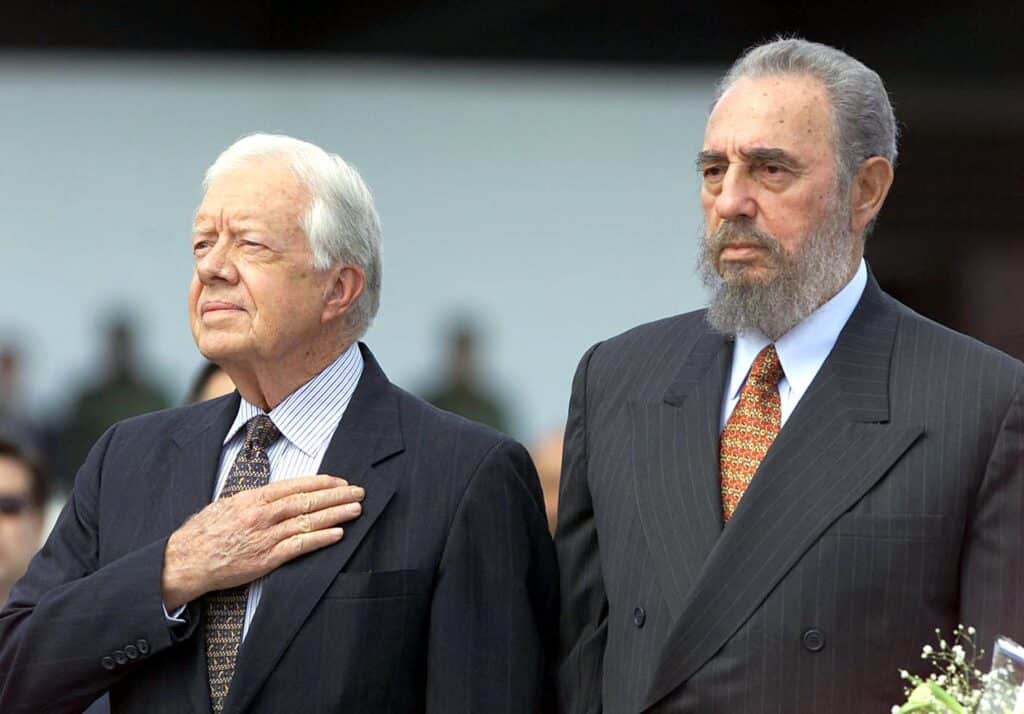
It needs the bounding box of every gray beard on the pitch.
[698,202,856,341]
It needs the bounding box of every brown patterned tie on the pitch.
[720,344,784,522]
[204,414,281,713]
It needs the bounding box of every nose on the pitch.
[195,235,238,284]
[713,167,757,222]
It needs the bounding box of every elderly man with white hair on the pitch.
[0,134,558,714]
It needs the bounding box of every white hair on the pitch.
[204,133,383,338]
[716,37,898,195]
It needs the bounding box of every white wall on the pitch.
[0,54,717,443]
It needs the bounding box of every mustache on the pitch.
[706,220,782,256]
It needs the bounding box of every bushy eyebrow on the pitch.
[696,150,727,170]
[739,147,804,168]
[695,147,806,170]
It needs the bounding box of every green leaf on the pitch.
[925,682,964,714]
[896,702,939,713]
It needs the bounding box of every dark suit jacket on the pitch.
[0,345,558,714]
[555,275,1024,713]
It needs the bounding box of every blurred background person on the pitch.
[530,426,564,534]
[0,438,48,607]
[0,344,47,457]
[57,316,170,492]
[185,361,236,403]
[423,318,511,434]
[0,3,1019,534]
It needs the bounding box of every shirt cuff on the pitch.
[163,602,188,624]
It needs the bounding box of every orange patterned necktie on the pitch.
[720,344,784,522]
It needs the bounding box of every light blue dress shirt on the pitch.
[721,259,867,431]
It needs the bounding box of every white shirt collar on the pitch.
[727,259,868,400]
[224,343,364,456]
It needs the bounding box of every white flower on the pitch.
[922,644,933,656]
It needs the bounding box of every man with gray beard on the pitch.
[555,38,1024,713]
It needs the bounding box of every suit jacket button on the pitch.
[124,645,139,660]
[802,628,825,652]
[101,656,116,671]
[113,650,128,665]
[137,639,151,655]
[633,606,646,628]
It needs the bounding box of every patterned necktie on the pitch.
[720,344,784,522]
[204,414,281,714]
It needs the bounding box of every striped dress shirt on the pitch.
[212,343,363,639]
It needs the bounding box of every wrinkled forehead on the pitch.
[704,73,836,154]
[195,156,310,226]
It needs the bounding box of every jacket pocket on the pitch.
[824,513,946,541]
[322,568,433,599]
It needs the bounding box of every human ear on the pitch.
[322,265,366,324]
[850,156,894,237]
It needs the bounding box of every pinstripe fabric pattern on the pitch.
[212,343,362,639]
[0,344,559,713]
[555,273,1024,714]
[204,415,280,714]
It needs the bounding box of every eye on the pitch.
[193,239,212,256]
[702,165,726,181]
[757,163,790,178]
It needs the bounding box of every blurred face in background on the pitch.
[0,456,44,598]
[189,157,339,374]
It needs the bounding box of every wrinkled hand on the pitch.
[162,475,364,609]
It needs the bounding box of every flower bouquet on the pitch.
[893,626,1024,713]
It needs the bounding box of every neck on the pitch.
[0,583,10,607]
[226,338,353,411]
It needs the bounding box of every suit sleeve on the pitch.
[0,425,197,714]
[425,438,559,714]
[959,379,1024,652]
[554,344,608,714]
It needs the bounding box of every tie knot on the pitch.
[749,344,783,388]
[244,414,280,451]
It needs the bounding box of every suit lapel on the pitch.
[631,330,731,618]
[166,393,241,714]
[225,345,404,714]
[642,276,924,710]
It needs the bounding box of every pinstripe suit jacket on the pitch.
[0,345,558,714]
[555,274,1024,713]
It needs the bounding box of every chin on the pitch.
[196,334,243,363]
[720,262,770,285]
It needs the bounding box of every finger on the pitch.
[268,485,365,523]
[258,474,348,503]
[268,527,345,568]
[275,503,362,540]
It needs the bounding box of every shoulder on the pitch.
[90,397,235,461]
[889,295,1024,389]
[390,384,530,466]
[572,309,712,394]
[595,309,708,359]
[387,384,543,516]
